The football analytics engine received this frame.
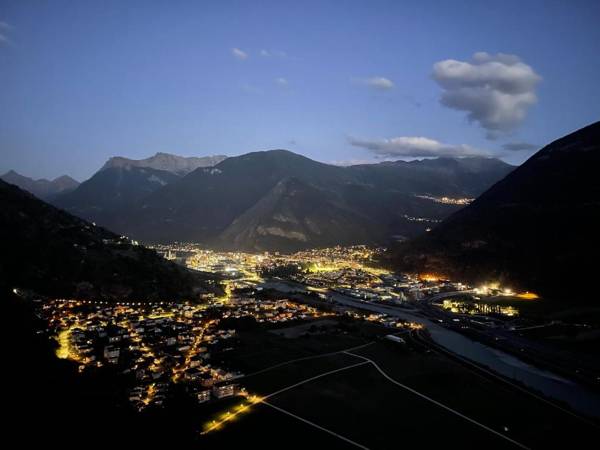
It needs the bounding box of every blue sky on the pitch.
[1,0,599,180]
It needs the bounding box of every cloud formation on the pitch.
[260,49,287,58]
[0,21,12,44]
[275,77,289,87]
[349,136,490,158]
[433,52,541,139]
[356,76,395,90]
[231,47,248,60]
[502,141,538,151]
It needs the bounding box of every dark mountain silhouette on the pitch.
[392,121,600,300]
[52,153,228,226]
[219,176,374,252]
[105,150,513,251]
[0,179,216,300]
[52,166,181,225]
[1,170,79,199]
[101,152,227,175]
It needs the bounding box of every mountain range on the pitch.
[392,121,600,300]
[1,170,79,199]
[0,179,216,300]
[101,152,227,175]
[51,150,514,252]
[49,152,226,227]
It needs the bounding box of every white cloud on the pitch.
[275,77,288,87]
[260,49,287,58]
[231,47,248,60]
[366,77,394,90]
[355,76,395,90]
[433,52,541,139]
[0,21,12,45]
[349,136,490,158]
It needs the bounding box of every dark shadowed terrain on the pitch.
[0,180,217,300]
[53,150,513,252]
[391,121,600,302]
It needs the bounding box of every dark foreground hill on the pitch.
[0,179,216,300]
[392,121,600,300]
[63,150,513,252]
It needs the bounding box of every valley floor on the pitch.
[199,328,599,449]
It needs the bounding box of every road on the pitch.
[210,341,532,449]
[261,279,600,418]
[344,350,531,449]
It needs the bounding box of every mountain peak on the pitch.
[53,174,79,183]
[102,152,227,175]
[219,149,329,169]
[233,149,303,159]
[1,170,79,199]
[2,170,35,181]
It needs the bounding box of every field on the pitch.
[199,324,600,449]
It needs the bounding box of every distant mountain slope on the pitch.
[1,170,79,199]
[219,177,374,252]
[53,152,229,226]
[392,121,600,299]
[52,166,181,225]
[114,150,513,251]
[349,156,513,197]
[101,152,227,175]
[0,180,215,300]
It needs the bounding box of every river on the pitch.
[261,279,600,419]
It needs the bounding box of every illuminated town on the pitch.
[41,296,336,411]
[30,243,566,437]
[414,194,474,205]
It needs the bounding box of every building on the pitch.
[212,384,237,399]
[197,390,211,403]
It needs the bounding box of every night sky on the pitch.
[1,0,599,180]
